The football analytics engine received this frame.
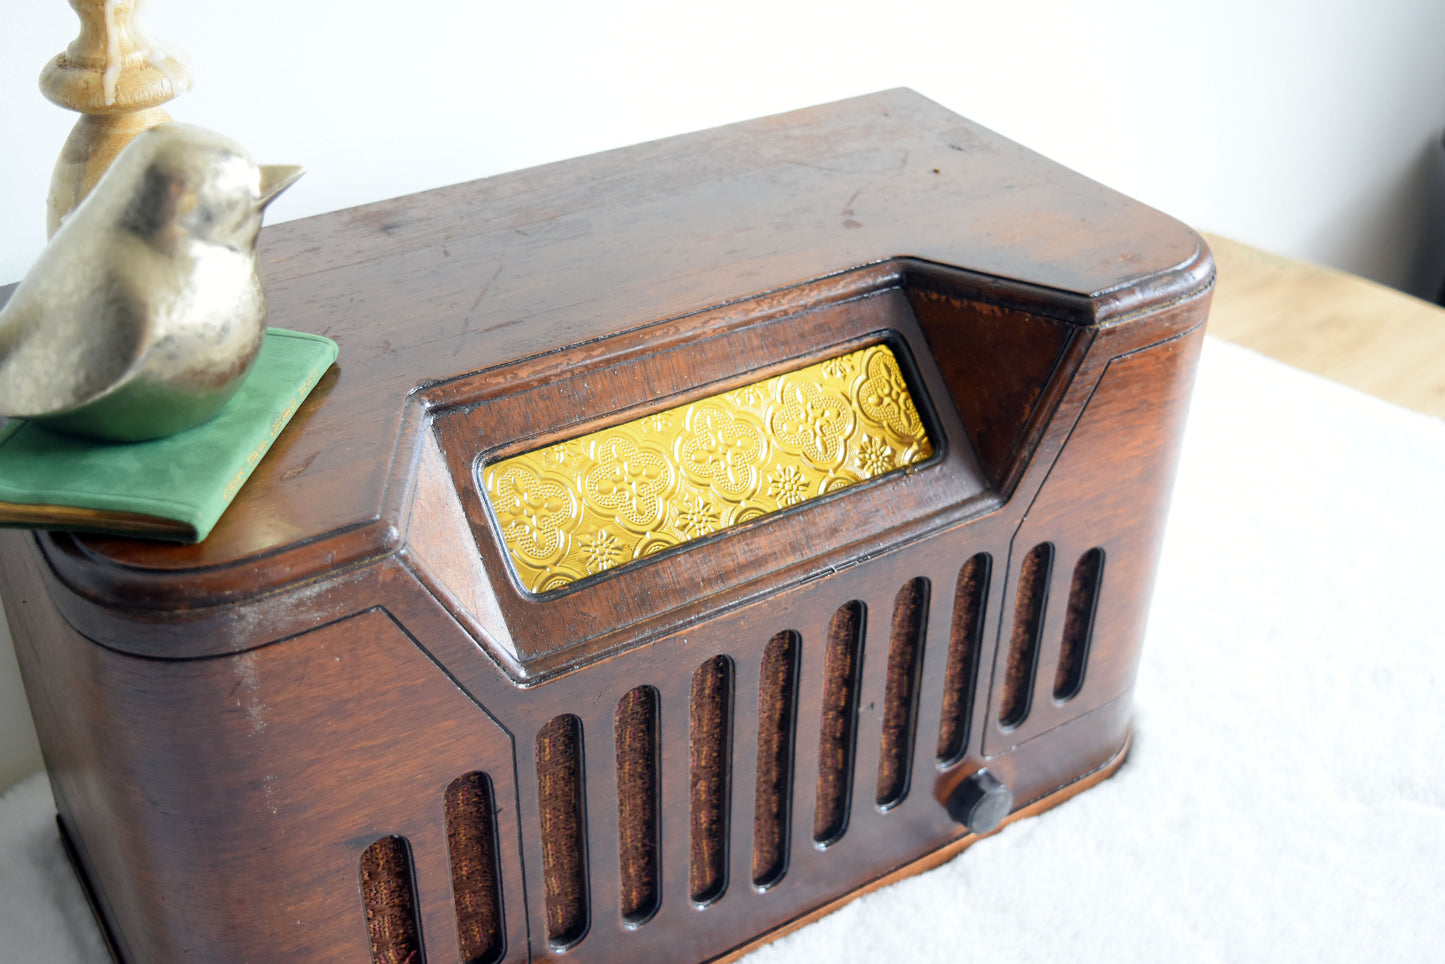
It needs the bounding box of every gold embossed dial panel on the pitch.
[480,343,934,594]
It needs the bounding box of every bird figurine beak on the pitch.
[259,165,305,208]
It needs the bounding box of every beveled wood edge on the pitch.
[432,494,1012,688]
[39,517,400,609]
[1090,237,1215,325]
[423,288,984,672]
[709,730,1132,964]
[29,312,1210,662]
[414,262,905,409]
[33,253,1215,618]
[409,252,1128,420]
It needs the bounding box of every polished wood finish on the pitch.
[0,90,1213,963]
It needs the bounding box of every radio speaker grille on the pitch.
[348,548,1114,958]
[536,714,588,948]
[753,630,800,889]
[445,772,505,964]
[359,835,422,964]
[615,686,661,924]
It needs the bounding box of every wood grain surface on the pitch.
[0,90,1214,963]
[1,87,1208,597]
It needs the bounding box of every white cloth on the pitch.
[3,337,1443,963]
[0,776,107,962]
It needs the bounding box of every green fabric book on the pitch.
[0,328,337,543]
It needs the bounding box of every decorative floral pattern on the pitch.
[481,343,933,592]
[584,435,671,531]
[859,349,925,438]
[579,528,623,573]
[679,404,766,498]
[771,381,854,467]
[856,435,895,475]
[768,465,810,506]
[729,385,763,408]
[676,494,722,538]
[490,465,574,563]
[541,441,585,468]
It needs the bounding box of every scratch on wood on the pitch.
[463,261,507,325]
[280,451,320,482]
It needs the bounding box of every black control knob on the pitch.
[945,769,1013,834]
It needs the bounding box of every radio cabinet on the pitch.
[0,89,1212,963]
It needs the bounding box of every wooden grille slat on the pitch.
[1001,544,1052,729]
[937,554,991,763]
[689,656,734,905]
[445,772,505,964]
[1055,548,1104,701]
[615,686,661,924]
[536,715,589,948]
[359,835,423,964]
[753,630,799,888]
[877,579,929,808]
[813,601,865,845]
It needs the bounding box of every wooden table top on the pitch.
[1203,233,1445,418]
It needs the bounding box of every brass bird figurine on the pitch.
[0,123,302,442]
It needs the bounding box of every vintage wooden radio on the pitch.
[1,90,1212,962]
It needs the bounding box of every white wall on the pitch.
[2,0,1443,788]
